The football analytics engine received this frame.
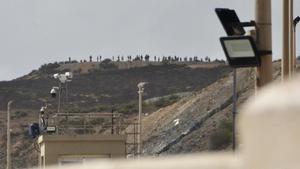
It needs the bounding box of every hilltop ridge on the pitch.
[0,60,230,112]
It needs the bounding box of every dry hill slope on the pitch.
[0,62,231,168]
[0,61,283,168]
[141,62,281,155]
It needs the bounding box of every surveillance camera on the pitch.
[65,72,73,79]
[138,82,148,88]
[53,73,59,79]
[40,106,46,115]
[50,88,57,98]
[58,75,67,83]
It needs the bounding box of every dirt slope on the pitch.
[141,62,281,155]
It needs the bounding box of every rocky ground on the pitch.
[141,61,281,155]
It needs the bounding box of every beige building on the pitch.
[38,134,126,167]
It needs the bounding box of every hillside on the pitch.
[140,61,281,155]
[0,61,231,168]
[0,61,284,168]
[0,61,230,113]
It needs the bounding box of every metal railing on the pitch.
[44,112,140,157]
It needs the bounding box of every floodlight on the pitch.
[46,126,56,133]
[215,8,246,36]
[220,36,261,68]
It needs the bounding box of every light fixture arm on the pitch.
[240,20,256,27]
[258,50,272,56]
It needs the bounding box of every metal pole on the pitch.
[7,100,13,169]
[290,0,294,76]
[295,23,298,71]
[58,83,61,113]
[232,69,237,151]
[137,87,143,158]
[133,123,136,157]
[111,108,114,134]
[255,0,273,88]
[293,24,296,73]
[283,0,290,80]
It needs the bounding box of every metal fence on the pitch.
[44,112,140,157]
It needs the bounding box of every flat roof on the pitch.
[38,134,126,144]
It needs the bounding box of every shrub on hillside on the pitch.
[99,59,118,70]
[12,111,28,119]
[154,95,180,108]
[208,118,232,150]
[117,102,138,114]
[39,62,60,74]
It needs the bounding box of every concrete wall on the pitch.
[38,135,126,167]
[44,75,300,169]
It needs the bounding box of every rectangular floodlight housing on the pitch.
[215,8,246,36]
[46,126,56,133]
[220,36,261,68]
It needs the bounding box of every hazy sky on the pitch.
[1,0,300,80]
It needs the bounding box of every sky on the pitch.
[0,0,299,80]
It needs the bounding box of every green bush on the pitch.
[12,111,28,119]
[154,95,180,108]
[39,62,60,73]
[99,59,118,70]
[117,102,138,114]
[208,119,233,150]
[95,105,110,112]
[89,118,105,125]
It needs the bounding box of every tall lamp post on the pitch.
[216,8,263,150]
[7,100,13,169]
[137,82,147,157]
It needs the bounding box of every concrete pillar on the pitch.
[255,0,273,88]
